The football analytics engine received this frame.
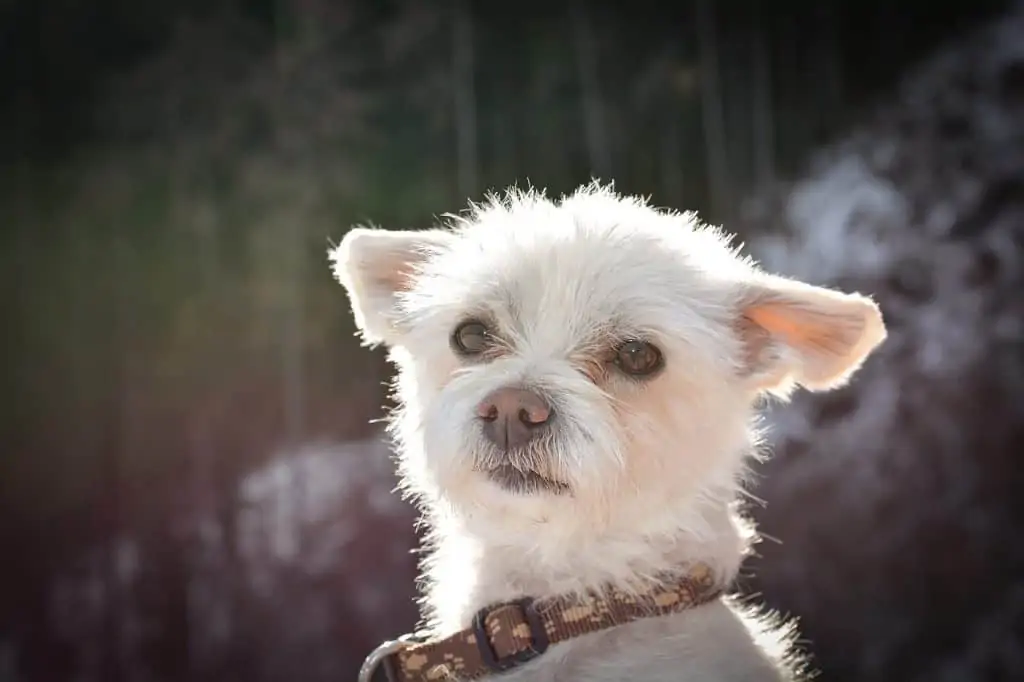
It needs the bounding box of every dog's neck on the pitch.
[419,489,752,636]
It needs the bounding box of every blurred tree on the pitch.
[570,0,613,180]
[452,0,479,200]
[750,0,776,190]
[695,0,730,222]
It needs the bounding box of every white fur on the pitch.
[331,182,886,681]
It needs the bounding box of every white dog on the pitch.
[333,183,886,682]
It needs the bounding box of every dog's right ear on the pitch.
[329,226,456,346]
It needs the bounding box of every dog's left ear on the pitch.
[330,226,456,346]
[735,274,887,394]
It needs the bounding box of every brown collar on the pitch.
[359,562,723,682]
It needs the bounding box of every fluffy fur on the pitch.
[331,182,886,681]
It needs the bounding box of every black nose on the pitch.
[476,387,553,450]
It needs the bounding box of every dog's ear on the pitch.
[330,226,456,346]
[735,274,886,395]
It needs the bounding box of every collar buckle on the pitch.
[472,597,550,673]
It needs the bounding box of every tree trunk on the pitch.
[281,218,308,551]
[751,0,776,189]
[660,108,685,207]
[695,0,730,221]
[272,0,309,558]
[816,3,845,135]
[453,0,479,200]
[570,1,612,180]
[99,240,128,682]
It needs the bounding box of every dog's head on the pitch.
[331,185,886,528]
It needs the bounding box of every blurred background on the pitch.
[2,0,1023,680]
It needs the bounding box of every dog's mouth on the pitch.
[482,464,571,495]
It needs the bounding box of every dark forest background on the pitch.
[2,0,1023,681]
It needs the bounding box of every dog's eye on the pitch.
[614,340,663,377]
[451,320,491,355]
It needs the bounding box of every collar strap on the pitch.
[360,562,723,682]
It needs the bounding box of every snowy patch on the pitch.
[738,6,1024,682]
[44,436,419,682]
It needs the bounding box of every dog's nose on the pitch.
[476,387,552,450]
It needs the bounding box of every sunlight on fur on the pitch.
[331,182,886,681]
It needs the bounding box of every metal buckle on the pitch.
[472,597,550,672]
[358,633,419,682]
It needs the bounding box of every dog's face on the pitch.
[331,186,886,525]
